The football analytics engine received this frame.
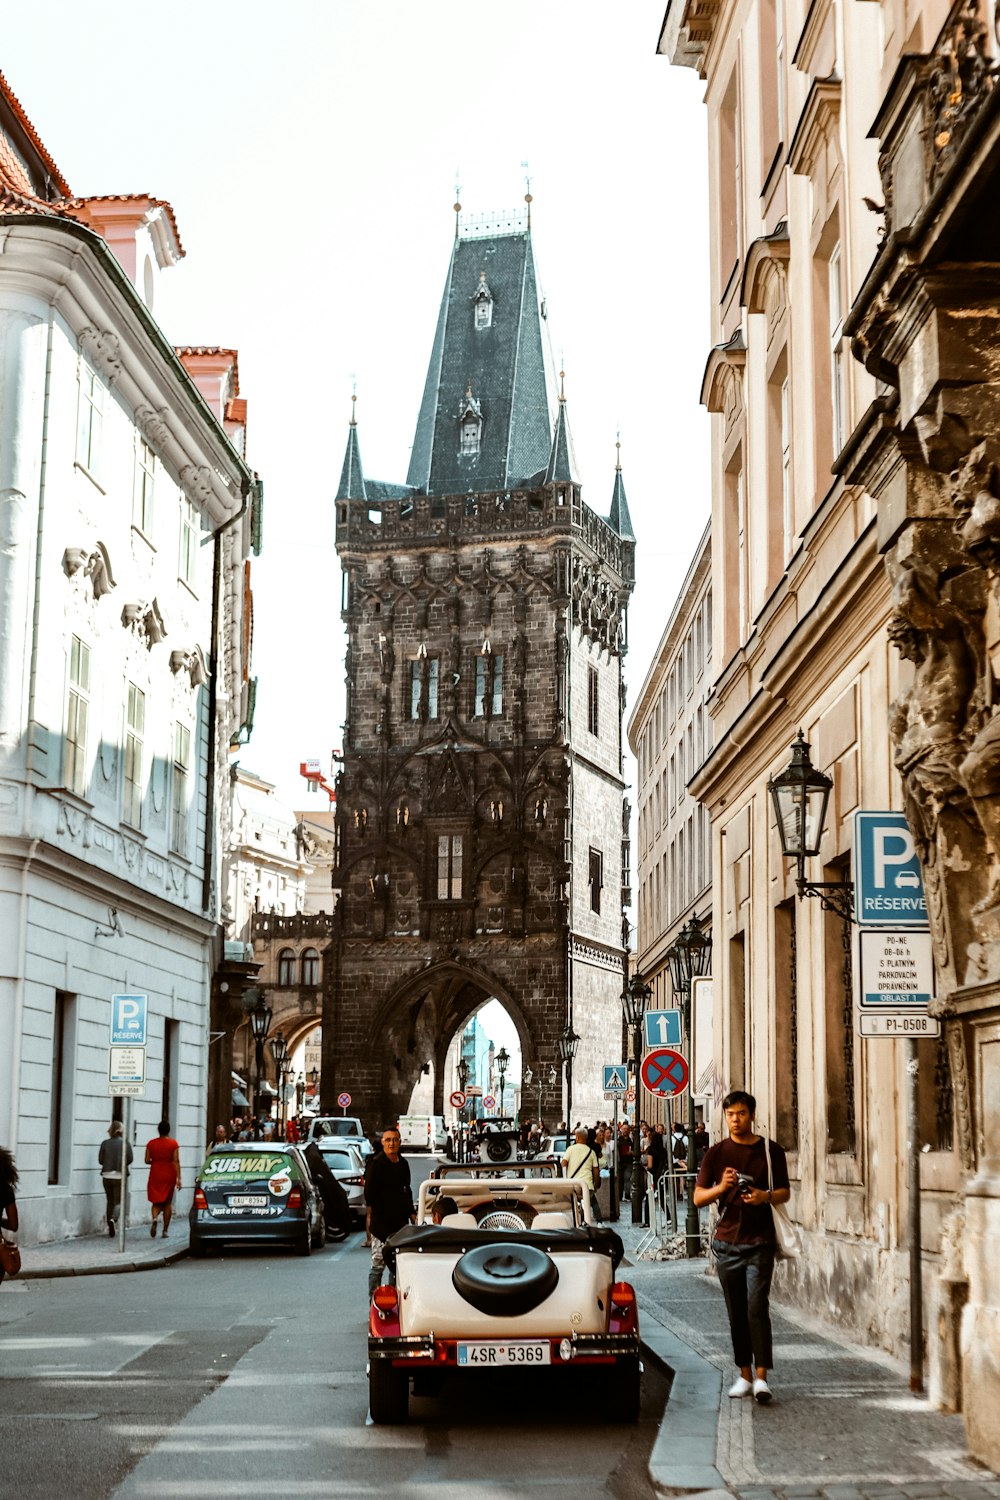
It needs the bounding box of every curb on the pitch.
[639,1301,727,1496]
[19,1245,188,1280]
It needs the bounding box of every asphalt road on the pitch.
[0,1153,667,1500]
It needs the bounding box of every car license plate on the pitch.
[457,1341,550,1367]
[229,1195,267,1207]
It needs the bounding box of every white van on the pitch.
[398,1114,448,1152]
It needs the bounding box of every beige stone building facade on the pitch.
[628,523,713,1122]
[658,0,992,1453]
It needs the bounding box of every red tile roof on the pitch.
[0,69,72,198]
[177,347,240,395]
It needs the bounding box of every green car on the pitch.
[189,1143,326,1257]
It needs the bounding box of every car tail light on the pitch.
[343,1175,364,1186]
[287,1187,303,1209]
[194,1187,207,1210]
[610,1282,636,1312]
[372,1286,398,1317]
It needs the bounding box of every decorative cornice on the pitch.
[79,324,122,383]
[135,403,171,450]
[787,77,842,178]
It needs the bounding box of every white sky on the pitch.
[6,1,711,891]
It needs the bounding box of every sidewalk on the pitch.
[16,1223,187,1279]
[614,1216,1000,1500]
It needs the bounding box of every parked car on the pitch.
[534,1134,570,1164]
[398,1114,448,1152]
[189,1143,325,1256]
[314,1140,366,1225]
[367,1164,640,1423]
[300,1115,373,1157]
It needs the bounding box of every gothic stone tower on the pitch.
[327,211,635,1129]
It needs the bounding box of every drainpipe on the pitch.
[202,476,252,913]
[907,1040,924,1393]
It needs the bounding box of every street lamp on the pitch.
[242,988,272,1126]
[496,1046,509,1118]
[558,1024,580,1125]
[456,1056,470,1162]
[622,973,652,1225]
[767,731,853,921]
[665,917,712,1256]
[270,1032,288,1132]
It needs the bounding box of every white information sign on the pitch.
[858,929,934,1009]
[109,1045,146,1085]
[108,1081,146,1097]
[858,1014,941,1038]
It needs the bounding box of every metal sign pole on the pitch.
[118,1093,131,1255]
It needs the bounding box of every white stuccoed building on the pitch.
[0,75,261,1243]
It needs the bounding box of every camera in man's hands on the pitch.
[735,1172,756,1196]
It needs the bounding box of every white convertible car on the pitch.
[367,1165,640,1423]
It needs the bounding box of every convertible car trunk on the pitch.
[385,1224,625,1339]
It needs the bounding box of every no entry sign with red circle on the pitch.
[640,1047,689,1098]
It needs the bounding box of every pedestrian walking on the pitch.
[0,1147,19,1286]
[98,1121,133,1237]
[693,1090,790,1404]
[618,1122,634,1200]
[363,1128,414,1298]
[561,1128,602,1219]
[144,1120,181,1239]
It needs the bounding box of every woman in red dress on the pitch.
[145,1120,181,1239]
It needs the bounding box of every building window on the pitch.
[460,414,481,454]
[133,437,155,535]
[123,683,145,828]
[829,244,846,457]
[474,653,503,717]
[781,376,792,559]
[301,948,320,986]
[437,834,463,900]
[179,495,199,587]
[589,847,603,914]
[77,361,103,475]
[410,656,439,720]
[171,722,191,854]
[162,1018,179,1125]
[64,634,90,797]
[278,949,295,985]
[474,297,493,330]
[588,666,599,736]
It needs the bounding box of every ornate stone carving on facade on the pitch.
[700,330,746,441]
[135,404,172,450]
[179,464,214,506]
[927,0,997,191]
[63,541,116,599]
[79,326,122,383]
[122,597,166,648]
[169,643,209,688]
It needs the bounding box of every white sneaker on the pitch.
[728,1376,753,1398]
[753,1377,772,1404]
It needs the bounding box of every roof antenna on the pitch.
[454,169,462,240]
[521,159,532,229]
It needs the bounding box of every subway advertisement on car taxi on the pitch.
[198,1152,303,1217]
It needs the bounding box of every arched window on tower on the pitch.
[473,271,493,330]
[460,412,481,454]
[301,948,320,986]
[277,948,295,986]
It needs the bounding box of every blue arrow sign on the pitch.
[603,1065,628,1094]
[111,993,147,1047]
[643,1009,682,1049]
[854,811,927,926]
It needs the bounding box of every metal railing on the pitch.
[635,1169,696,1259]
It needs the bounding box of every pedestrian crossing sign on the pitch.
[602,1065,628,1095]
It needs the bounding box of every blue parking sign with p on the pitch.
[854,812,927,926]
[111,993,147,1046]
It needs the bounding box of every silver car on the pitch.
[316,1140,366,1224]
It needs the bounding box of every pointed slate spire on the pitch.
[336,395,367,502]
[543,371,580,486]
[609,440,634,540]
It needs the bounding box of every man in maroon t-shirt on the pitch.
[694,1090,790,1405]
